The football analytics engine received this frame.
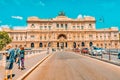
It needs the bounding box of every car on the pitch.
[81,48,89,54]
[90,47,102,56]
[99,48,107,54]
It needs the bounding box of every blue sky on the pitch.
[0,0,120,30]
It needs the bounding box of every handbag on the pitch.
[5,61,11,69]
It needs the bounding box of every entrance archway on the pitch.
[57,34,67,49]
[39,43,43,47]
[31,43,34,48]
[89,42,93,47]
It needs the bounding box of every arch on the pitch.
[57,42,59,47]
[89,42,93,47]
[31,43,34,48]
[48,42,51,47]
[57,34,67,39]
[39,43,43,47]
[73,42,76,48]
[81,42,85,47]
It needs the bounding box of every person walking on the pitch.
[4,44,15,80]
[20,47,25,70]
[15,46,21,69]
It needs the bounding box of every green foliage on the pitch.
[0,31,12,50]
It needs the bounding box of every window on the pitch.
[44,36,46,40]
[20,36,22,40]
[44,26,47,29]
[57,24,59,28]
[31,35,35,39]
[89,35,93,38]
[40,26,42,30]
[40,36,42,40]
[61,24,63,28]
[48,26,51,30]
[114,35,117,37]
[31,24,35,28]
[65,26,67,30]
[39,43,43,47]
[96,36,98,38]
[65,24,67,27]
[81,26,84,30]
[25,36,27,39]
[31,43,34,48]
[77,26,80,29]
[73,26,75,29]
[89,24,92,29]
[16,37,18,40]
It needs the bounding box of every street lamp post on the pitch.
[109,30,111,60]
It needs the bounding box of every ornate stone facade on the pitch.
[2,13,120,49]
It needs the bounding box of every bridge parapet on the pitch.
[0,50,46,67]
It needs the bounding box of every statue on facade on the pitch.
[58,11,65,16]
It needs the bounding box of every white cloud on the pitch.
[0,25,10,28]
[11,16,23,20]
[13,26,27,30]
[77,14,83,19]
[39,1,45,6]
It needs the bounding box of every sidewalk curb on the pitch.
[17,53,54,80]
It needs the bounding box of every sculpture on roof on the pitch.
[58,11,65,16]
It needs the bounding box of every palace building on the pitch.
[2,12,120,49]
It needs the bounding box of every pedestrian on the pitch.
[4,44,15,80]
[20,47,25,70]
[15,45,21,69]
[118,52,120,59]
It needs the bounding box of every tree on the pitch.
[0,31,12,50]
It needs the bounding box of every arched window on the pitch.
[57,42,59,47]
[66,42,67,48]
[31,24,35,28]
[31,43,34,48]
[73,42,76,48]
[48,42,51,47]
[89,42,93,47]
[81,42,85,47]
[39,43,43,47]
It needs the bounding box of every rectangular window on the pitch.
[81,26,84,30]
[73,26,75,29]
[40,36,42,40]
[77,26,80,29]
[49,26,51,30]
[16,37,18,40]
[57,24,59,28]
[45,26,47,29]
[31,35,35,39]
[61,24,63,28]
[40,26,42,30]
[65,24,67,27]
[65,26,67,30]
